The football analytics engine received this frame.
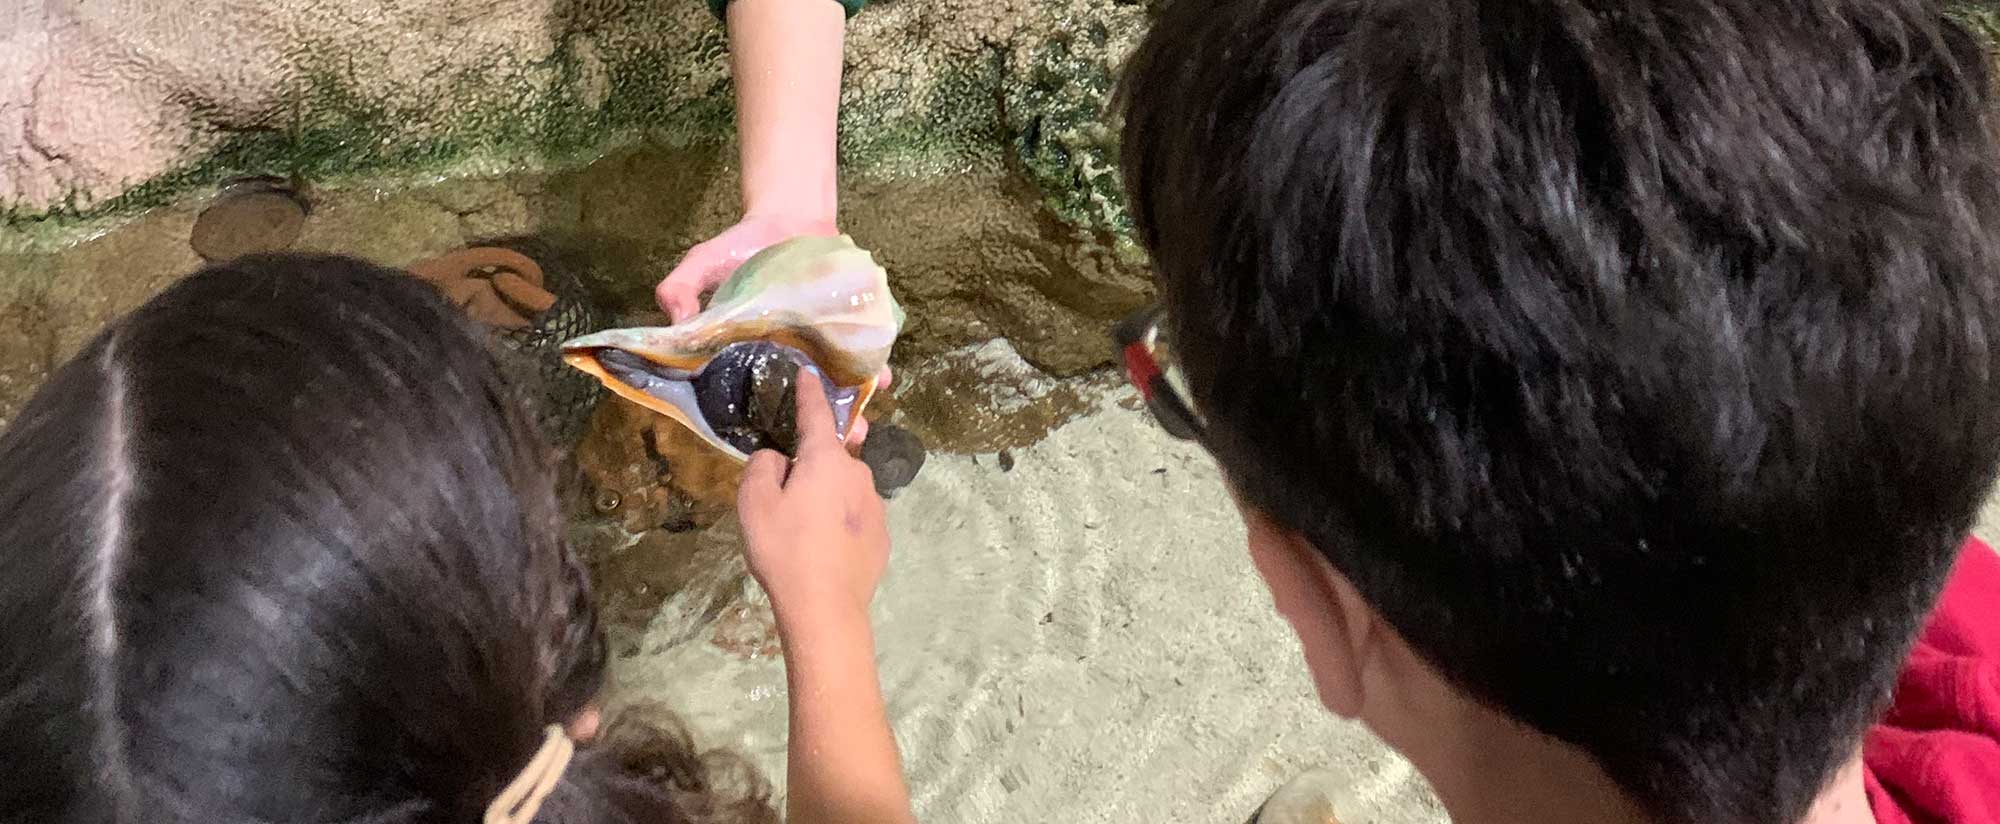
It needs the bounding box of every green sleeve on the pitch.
[708,0,864,20]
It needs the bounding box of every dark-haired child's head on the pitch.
[0,254,774,823]
[1120,1,2000,822]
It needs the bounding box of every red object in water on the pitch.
[1123,341,1162,402]
[1865,537,2000,824]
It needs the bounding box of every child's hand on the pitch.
[737,370,891,624]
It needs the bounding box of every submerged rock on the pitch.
[573,393,738,535]
[189,178,310,262]
[4,0,1159,375]
[1247,769,1352,824]
[861,422,927,497]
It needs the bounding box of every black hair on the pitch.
[1119,1,2000,822]
[0,254,775,824]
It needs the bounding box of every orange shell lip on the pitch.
[564,320,873,386]
[563,346,880,463]
[563,350,690,420]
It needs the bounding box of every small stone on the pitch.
[997,449,1016,472]
[190,180,309,262]
[591,488,622,514]
[1248,769,1349,824]
[860,422,927,497]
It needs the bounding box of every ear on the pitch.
[1238,504,1378,719]
[565,704,602,743]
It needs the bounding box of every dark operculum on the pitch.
[599,341,858,457]
[700,340,869,457]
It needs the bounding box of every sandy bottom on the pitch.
[613,392,1449,824]
[611,353,2000,824]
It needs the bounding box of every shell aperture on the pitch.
[560,235,902,462]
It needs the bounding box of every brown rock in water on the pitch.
[840,171,1153,375]
[401,242,594,446]
[574,396,677,533]
[190,181,309,262]
[647,416,743,512]
[1247,769,1349,824]
[574,396,734,534]
[889,339,1115,454]
[861,422,927,497]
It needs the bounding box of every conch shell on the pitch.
[561,235,904,462]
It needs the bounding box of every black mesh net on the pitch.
[462,236,610,448]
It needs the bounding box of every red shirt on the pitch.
[1865,538,2000,823]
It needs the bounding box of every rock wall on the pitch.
[1,0,1148,229]
[12,0,1999,225]
[0,0,1156,239]
[1,0,1158,374]
[8,0,2000,380]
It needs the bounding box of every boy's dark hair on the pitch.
[1120,1,2000,822]
[0,254,775,824]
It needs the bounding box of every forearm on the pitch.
[726,0,846,225]
[778,605,914,824]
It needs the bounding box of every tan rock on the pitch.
[1251,769,1354,824]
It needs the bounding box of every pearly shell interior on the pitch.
[561,235,903,462]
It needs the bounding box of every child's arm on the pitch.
[773,598,910,824]
[737,372,915,824]
[655,0,846,323]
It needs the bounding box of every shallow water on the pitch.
[0,158,1446,822]
[619,395,1450,824]
[13,152,2000,824]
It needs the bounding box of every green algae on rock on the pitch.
[999,7,1145,243]
[2,0,1162,375]
[4,0,1147,252]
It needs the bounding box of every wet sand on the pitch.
[612,382,1450,824]
[611,344,2000,824]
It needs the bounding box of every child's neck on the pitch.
[1799,756,1875,824]
[1423,734,1872,824]
[1410,710,1646,824]
[1372,672,1875,824]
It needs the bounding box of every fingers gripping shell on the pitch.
[561,235,903,462]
